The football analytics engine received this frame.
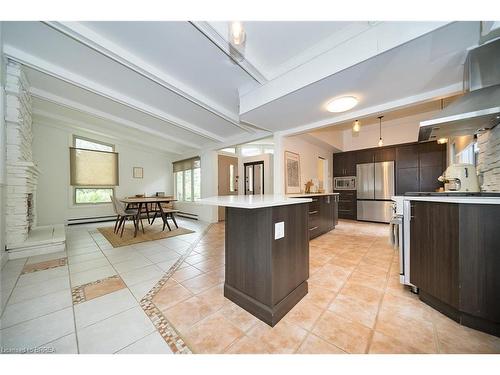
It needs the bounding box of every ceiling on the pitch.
[1,21,482,155]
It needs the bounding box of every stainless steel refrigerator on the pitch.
[356,161,395,223]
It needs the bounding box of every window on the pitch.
[173,157,201,202]
[71,136,118,204]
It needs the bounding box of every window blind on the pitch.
[173,156,200,173]
[70,147,119,186]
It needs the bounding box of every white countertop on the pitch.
[197,195,312,209]
[287,193,339,198]
[392,195,500,205]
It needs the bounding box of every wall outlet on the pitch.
[274,221,285,240]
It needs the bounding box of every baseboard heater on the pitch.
[67,215,117,225]
[176,211,198,220]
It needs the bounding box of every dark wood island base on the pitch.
[223,203,310,327]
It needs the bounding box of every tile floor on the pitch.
[0,218,208,354]
[143,220,500,354]
[1,219,499,354]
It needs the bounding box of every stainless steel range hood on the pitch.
[419,38,500,141]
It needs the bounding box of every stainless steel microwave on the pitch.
[334,176,356,190]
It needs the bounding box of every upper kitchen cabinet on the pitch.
[396,144,419,169]
[375,147,396,162]
[333,152,356,176]
[355,149,375,164]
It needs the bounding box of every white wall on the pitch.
[0,21,7,267]
[237,153,274,195]
[32,122,174,225]
[282,134,335,194]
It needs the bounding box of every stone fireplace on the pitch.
[4,60,64,258]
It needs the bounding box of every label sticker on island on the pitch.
[274,221,285,240]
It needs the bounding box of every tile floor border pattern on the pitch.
[71,275,124,305]
[138,223,215,354]
[21,258,67,274]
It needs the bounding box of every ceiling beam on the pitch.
[31,87,203,150]
[189,21,268,84]
[44,21,256,134]
[4,44,226,143]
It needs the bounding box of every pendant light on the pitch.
[353,120,360,132]
[377,116,384,147]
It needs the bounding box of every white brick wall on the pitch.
[477,125,500,192]
[5,60,39,248]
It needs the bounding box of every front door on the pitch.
[244,161,264,195]
[218,155,239,221]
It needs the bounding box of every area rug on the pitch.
[97,223,194,247]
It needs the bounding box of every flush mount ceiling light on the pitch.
[377,115,384,147]
[326,96,358,113]
[229,21,246,46]
[353,120,361,132]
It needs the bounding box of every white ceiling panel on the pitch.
[79,21,259,112]
[240,22,479,132]
[25,68,219,149]
[3,21,248,141]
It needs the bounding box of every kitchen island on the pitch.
[395,194,500,337]
[199,195,312,326]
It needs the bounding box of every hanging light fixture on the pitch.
[378,116,384,147]
[229,21,246,46]
[353,120,360,132]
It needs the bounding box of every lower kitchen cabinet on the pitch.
[293,195,338,240]
[336,190,356,220]
[409,201,500,337]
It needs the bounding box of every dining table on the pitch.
[120,196,177,237]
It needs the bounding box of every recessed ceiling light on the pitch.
[326,96,358,113]
[437,138,448,144]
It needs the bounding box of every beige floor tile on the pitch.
[297,333,346,354]
[375,309,437,353]
[152,283,193,311]
[433,312,500,353]
[225,335,271,354]
[247,320,308,354]
[347,269,388,291]
[328,293,379,328]
[83,275,126,301]
[284,299,323,331]
[163,295,221,333]
[183,313,244,353]
[171,265,204,282]
[181,273,219,294]
[219,303,260,332]
[369,331,424,354]
[312,311,372,353]
[303,285,336,308]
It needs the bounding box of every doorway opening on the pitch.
[244,161,264,195]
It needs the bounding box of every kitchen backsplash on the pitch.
[477,125,500,192]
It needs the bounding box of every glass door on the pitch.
[244,161,264,195]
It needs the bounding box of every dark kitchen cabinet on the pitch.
[409,201,500,337]
[396,144,419,169]
[336,190,356,220]
[396,168,419,195]
[410,201,460,309]
[333,153,356,177]
[355,149,374,164]
[375,147,396,162]
[292,195,338,240]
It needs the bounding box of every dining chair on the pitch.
[150,202,180,231]
[110,196,144,237]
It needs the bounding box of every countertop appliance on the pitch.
[437,163,480,192]
[419,38,500,141]
[333,176,356,190]
[356,161,395,223]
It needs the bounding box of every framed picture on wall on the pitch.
[133,167,143,179]
[284,151,301,194]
